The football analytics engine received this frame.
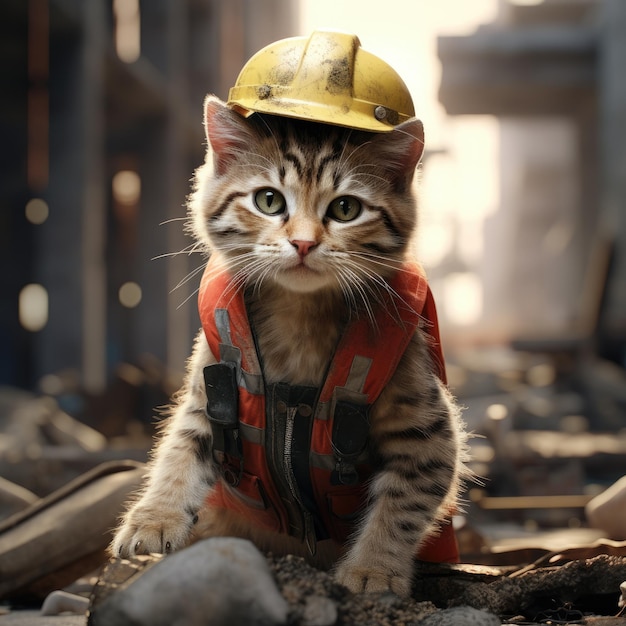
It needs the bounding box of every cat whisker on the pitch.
[187,257,246,296]
[175,285,201,310]
[170,263,207,294]
[212,274,246,311]
[350,251,405,275]
[335,265,378,329]
[334,272,359,315]
[159,216,188,226]
[346,253,413,291]
[357,269,414,324]
[152,241,205,261]
[351,249,401,265]
[337,259,415,328]
[338,257,387,297]
[215,259,267,308]
[209,245,285,298]
[251,266,275,297]
[235,251,285,297]
[200,248,260,280]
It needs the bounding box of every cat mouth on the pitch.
[286,262,319,275]
[281,258,327,283]
[276,262,331,293]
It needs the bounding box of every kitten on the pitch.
[112,95,468,597]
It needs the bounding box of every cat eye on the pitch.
[326,196,362,222]
[254,188,286,215]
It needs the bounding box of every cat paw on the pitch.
[334,563,412,597]
[111,506,197,558]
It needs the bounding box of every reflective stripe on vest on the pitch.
[197,255,456,561]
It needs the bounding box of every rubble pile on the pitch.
[85,538,626,626]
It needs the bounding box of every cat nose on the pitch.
[290,239,317,258]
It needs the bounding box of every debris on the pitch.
[40,590,89,616]
[0,461,145,602]
[267,552,436,625]
[302,595,338,626]
[414,554,626,618]
[419,606,500,626]
[0,387,114,498]
[586,476,626,540]
[86,538,626,625]
[88,538,289,626]
[0,476,38,520]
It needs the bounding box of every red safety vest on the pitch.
[198,256,459,563]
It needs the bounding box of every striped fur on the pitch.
[112,96,468,597]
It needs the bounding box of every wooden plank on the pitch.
[477,494,594,510]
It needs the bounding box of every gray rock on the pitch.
[90,537,288,626]
[302,595,338,626]
[419,606,501,626]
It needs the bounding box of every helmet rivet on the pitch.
[374,106,387,121]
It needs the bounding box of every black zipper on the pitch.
[264,384,316,552]
[283,402,317,554]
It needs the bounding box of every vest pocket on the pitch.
[326,486,367,543]
[223,472,282,533]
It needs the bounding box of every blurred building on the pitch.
[1,0,297,393]
[438,0,626,366]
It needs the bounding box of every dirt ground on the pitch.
[0,612,84,626]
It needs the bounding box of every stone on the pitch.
[302,595,338,626]
[419,606,501,626]
[89,537,288,626]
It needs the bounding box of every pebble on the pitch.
[90,537,288,626]
[302,595,338,626]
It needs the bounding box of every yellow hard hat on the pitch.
[227,31,415,132]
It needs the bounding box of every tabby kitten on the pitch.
[112,95,467,597]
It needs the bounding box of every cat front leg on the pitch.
[112,332,218,557]
[335,378,463,597]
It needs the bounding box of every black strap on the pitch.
[203,363,241,460]
[331,399,370,485]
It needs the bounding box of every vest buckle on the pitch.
[335,460,359,486]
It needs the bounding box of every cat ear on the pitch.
[373,118,425,191]
[203,95,255,176]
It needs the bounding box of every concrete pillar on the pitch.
[599,0,626,334]
[38,0,106,392]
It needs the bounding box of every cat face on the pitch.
[190,96,424,295]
